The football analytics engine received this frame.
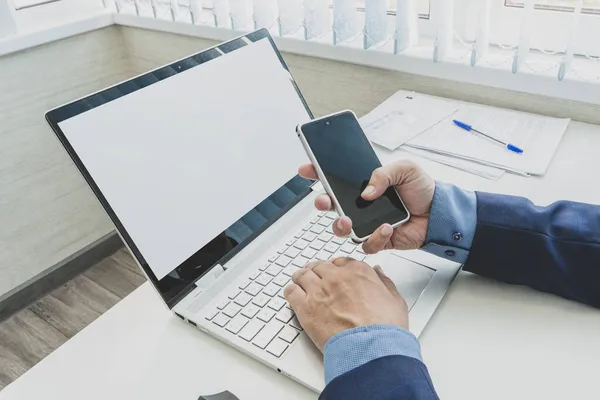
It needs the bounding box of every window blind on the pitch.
[513,0,533,73]
[395,0,419,54]
[100,0,600,83]
[333,0,359,45]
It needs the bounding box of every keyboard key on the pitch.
[259,263,270,271]
[289,316,303,331]
[234,292,253,307]
[275,255,293,267]
[273,274,290,287]
[266,338,289,358]
[279,325,300,343]
[267,297,286,311]
[268,254,278,262]
[318,232,333,242]
[309,240,325,250]
[292,256,309,267]
[277,247,287,254]
[316,250,330,260]
[238,279,251,290]
[332,251,347,260]
[275,307,294,323]
[294,230,304,239]
[245,282,263,296]
[277,288,287,298]
[205,309,219,321]
[293,239,310,250]
[222,303,242,318]
[225,315,249,334]
[310,216,320,224]
[253,321,284,349]
[255,273,273,286]
[317,211,326,217]
[265,264,282,277]
[302,248,317,259]
[256,308,276,323]
[252,293,271,307]
[310,224,325,234]
[284,247,301,258]
[212,313,230,327]
[324,243,339,253]
[317,218,330,227]
[249,270,261,280]
[326,225,334,234]
[283,266,300,277]
[341,243,357,254]
[263,283,280,297]
[351,251,366,261]
[216,299,230,310]
[228,290,241,300]
[332,236,346,245]
[302,223,312,231]
[325,212,337,220]
[302,231,317,242]
[239,319,265,341]
[241,304,260,319]
[285,239,296,246]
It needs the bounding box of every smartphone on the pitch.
[296,110,410,242]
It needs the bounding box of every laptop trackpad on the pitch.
[372,252,435,310]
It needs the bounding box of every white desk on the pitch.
[2,121,600,400]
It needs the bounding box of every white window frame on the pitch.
[461,0,600,57]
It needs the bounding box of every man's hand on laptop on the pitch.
[298,160,435,254]
[284,257,408,352]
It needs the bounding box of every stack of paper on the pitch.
[361,91,571,180]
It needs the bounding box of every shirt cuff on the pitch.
[323,325,422,385]
[421,181,477,264]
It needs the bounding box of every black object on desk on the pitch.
[199,391,240,400]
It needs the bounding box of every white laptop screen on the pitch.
[47,31,313,307]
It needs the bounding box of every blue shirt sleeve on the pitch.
[323,325,422,385]
[323,182,477,385]
[421,181,477,264]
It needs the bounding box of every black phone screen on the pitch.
[301,111,409,239]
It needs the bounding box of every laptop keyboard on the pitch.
[204,211,366,358]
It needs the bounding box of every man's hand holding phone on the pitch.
[299,160,436,254]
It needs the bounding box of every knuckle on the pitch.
[292,268,307,282]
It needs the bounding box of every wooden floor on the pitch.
[0,248,145,391]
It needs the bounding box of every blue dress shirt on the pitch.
[323,181,477,385]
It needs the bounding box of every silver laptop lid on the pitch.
[46,30,314,308]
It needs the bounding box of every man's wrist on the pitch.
[323,324,422,385]
[421,181,477,264]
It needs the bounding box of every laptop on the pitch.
[45,29,461,392]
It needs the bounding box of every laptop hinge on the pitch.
[195,264,226,290]
[311,181,323,192]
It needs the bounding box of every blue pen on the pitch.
[453,119,524,154]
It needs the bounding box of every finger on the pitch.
[373,265,402,299]
[306,260,336,278]
[284,283,306,311]
[362,224,394,254]
[330,257,354,267]
[298,164,319,180]
[314,194,333,211]
[361,160,417,201]
[332,216,352,237]
[292,267,322,293]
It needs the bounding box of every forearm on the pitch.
[464,192,600,308]
[423,182,600,309]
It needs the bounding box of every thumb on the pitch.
[373,265,402,299]
[362,160,416,200]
